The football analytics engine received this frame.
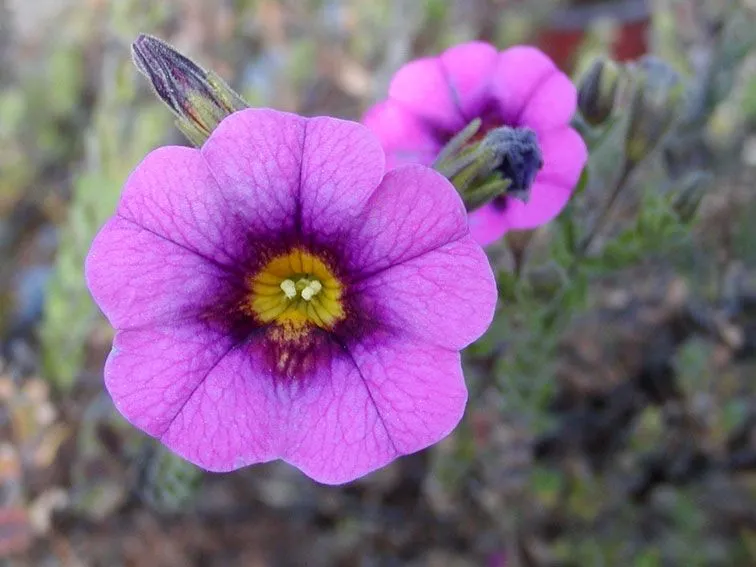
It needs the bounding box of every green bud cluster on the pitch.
[434,120,543,213]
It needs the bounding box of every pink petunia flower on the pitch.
[363,42,588,246]
[85,108,497,485]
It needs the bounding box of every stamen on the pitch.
[249,248,345,331]
[280,279,297,299]
[301,280,322,301]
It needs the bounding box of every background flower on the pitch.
[85,108,497,485]
[363,41,588,246]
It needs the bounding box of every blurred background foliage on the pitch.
[2,0,756,565]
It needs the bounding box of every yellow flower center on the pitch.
[246,248,345,342]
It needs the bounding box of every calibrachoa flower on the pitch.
[363,41,588,246]
[85,108,497,485]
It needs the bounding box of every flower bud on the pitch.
[578,57,621,126]
[624,56,684,166]
[433,120,543,211]
[131,34,249,146]
[480,126,543,202]
[462,178,511,212]
[671,171,711,223]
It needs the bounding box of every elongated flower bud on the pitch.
[625,56,684,166]
[131,34,249,146]
[578,57,621,126]
[671,171,711,223]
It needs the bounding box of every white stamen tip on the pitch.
[280,279,297,299]
[301,280,322,301]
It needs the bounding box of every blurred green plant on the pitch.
[433,2,756,564]
[41,6,173,390]
[41,105,169,390]
[136,441,204,513]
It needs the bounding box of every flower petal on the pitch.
[536,127,587,188]
[85,217,239,330]
[468,180,572,245]
[496,126,586,232]
[282,331,467,484]
[105,322,272,458]
[468,204,512,246]
[116,145,255,266]
[107,323,467,483]
[361,100,442,169]
[439,41,499,120]
[297,117,385,239]
[504,181,574,230]
[117,110,312,268]
[345,165,469,275]
[519,71,578,132]
[388,55,465,133]
[353,236,496,350]
[490,46,560,126]
[200,108,307,245]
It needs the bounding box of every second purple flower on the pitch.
[363,42,588,246]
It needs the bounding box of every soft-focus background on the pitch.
[2,0,756,565]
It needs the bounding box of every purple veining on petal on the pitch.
[85,108,497,484]
[439,41,500,123]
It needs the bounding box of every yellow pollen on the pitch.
[246,248,345,342]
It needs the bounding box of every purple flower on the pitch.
[85,108,497,484]
[363,42,588,246]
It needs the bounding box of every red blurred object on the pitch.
[536,0,650,72]
[0,508,32,558]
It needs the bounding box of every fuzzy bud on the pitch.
[481,127,543,202]
[433,120,543,212]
